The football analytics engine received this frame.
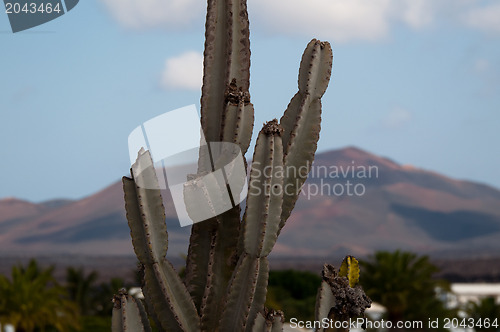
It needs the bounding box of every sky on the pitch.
[0,0,499,202]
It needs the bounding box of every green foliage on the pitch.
[269,270,322,301]
[94,277,127,316]
[467,297,500,331]
[65,266,128,317]
[66,267,99,315]
[360,250,455,329]
[0,259,80,332]
[79,316,112,331]
[265,270,321,321]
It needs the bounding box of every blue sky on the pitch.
[1,0,499,202]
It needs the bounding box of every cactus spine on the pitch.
[115,0,371,331]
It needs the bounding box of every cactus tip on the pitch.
[263,119,283,136]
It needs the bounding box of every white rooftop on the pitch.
[451,283,500,295]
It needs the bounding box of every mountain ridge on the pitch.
[1,146,499,259]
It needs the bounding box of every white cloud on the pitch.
[99,0,204,29]
[383,108,412,129]
[463,3,500,34]
[249,0,437,42]
[99,0,500,41]
[250,0,390,43]
[161,51,203,91]
[100,0,433,41]
[394,0,434,29]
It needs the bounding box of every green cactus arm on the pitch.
[244,120,284,257]
[184,218,218,311]
[141,268,182,332]
[251,313,267,332]
[227,0,250,91]
[222,99,254,155]
[314,280,335,332]
[186,0,253,326]
[123,178,151,264]
[182,171,229,223]
[250,309,284,332]
[338,256,360,288]
[143,259,200,332]
[200,0,228,143]
[112,290,150,332]
[201,0,251,144]
[183,161,240,320]
[183,158,242,330]
[219,254,269,332]
[279,40,333,230]
[281,40,332,154]
[124,150,200,331]
[135,298,153,332]
[140,282,164,332]
[245,258,270,332]
[268,310,285,332]
[123,149,167,264]
[298,39,333,99]
[198,207,241,331]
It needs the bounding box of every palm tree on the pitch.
[65,267,99,315]
[360,250,453,330]
[93,277,126,316]
[0,259,80,332]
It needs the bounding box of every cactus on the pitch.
[314,258,372,332]
[112,289,152,332]
[115,0,371,331]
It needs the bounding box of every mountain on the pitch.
[1,147,500,259]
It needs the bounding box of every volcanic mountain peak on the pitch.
[0,146,499,259]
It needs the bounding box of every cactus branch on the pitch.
[279,39,333,231]
[243,120,284,257]
[219,254,269,331]
[123,150,200,332]
[201,0,251,144]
